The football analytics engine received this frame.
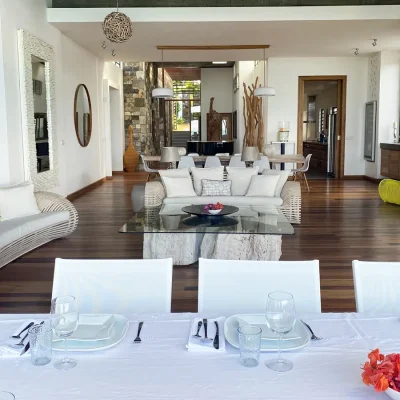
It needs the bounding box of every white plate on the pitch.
[53,315,115,342]
[224,314,311,352]
[52,314,129,352]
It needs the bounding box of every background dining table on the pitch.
[0,312,392,399]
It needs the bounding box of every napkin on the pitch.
[0,320,41,358]
[186,317,226,353]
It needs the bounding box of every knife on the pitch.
[213,321,219,350]
[20,320,45,356]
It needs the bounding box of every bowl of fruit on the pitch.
[204,203,224,215]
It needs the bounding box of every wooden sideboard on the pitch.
[380,143,400,180]
[303,141,327,173]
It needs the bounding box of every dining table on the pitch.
[0,312,394,399]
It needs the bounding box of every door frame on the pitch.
[297,75,347,179]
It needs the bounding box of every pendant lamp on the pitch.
[254,48,275,97]
[152,50,173,99]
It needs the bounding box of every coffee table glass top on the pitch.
[119,204,294,235]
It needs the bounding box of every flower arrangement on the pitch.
[362,349,400,393]
[204,203,224,212]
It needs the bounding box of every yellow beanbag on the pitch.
[379,179,400,205]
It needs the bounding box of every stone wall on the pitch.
[123,62,173,157]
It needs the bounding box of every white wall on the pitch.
[267,57,368,176]
[200,68,233,141]
[110,87,123,172]
[0,0,122,195]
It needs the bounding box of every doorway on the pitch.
[297,76,347,179]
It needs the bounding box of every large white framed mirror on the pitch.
[18,30,58,190]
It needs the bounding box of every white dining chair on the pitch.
[352,260,400,314]
[198,258,321,314]
[140,155,159,181]
[178,156,196,169]
[215,153,229,156]
[228,155,245,168]
[204,156,222,168]
[253,156,270,173]
[292,154,311,192]
[52,258,173,314]
[187,153,199,156]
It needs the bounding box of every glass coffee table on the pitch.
[119,204,294,265]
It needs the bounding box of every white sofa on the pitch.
[0,192,78,269]
[144,180,302,224]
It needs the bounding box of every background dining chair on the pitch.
[228,155,246,168]
[292,154,312,192]
[198,258,321,314]
[187,153,199,156]
[140,155,159,182]
[253,156,270,174]
[215,153,229,156]
[52,258,173,314]
[352,260,400,313]
[204,156,222,168]
[178,156,196,169]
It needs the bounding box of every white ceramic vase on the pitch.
[263,144,275,157]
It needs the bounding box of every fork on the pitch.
[134,321,144,343]
[301,320,322,341]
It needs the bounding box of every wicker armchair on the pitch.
[0,192,78,269]
[144,180,302,224]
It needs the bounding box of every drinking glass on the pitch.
[28,321,52,366]
[238,325,262,367]
[265,291,296,372]
[0,393,15,400]
[50,296,79,370]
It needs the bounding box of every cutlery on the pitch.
[301,320,322,341]
[134,321,144,343]
[202,318,212,341]
[213,321,219,350]
[20,341,30,356]
[10,332,29,349]
[194,320,202,338]
[11,322,34,339]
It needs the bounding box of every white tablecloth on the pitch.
[0,312,398,400]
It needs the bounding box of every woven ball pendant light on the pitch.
[103,0,133,44]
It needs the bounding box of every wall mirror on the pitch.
[74,84,92,147]
[18,30,58,190]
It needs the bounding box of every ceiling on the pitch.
[165,67,201,81]
[50,0,400,7]
[51,19,400,61]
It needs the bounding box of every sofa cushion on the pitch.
[201,179,231,196]
[163,195,283,206]
[262,170,290,197]
[0,211,69,249]
[162,176,197,198]
[246,175,280,197]
[191,166,224,195]
[0,182,40,221]
[159,168,190,179]
[226,167,259,196]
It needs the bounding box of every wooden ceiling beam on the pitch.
[156,45,270,50]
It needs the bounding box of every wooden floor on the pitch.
[1,174,399,313]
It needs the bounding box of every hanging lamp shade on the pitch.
[103,1,133,44]
[152,87,173,99]
[254,86,275,97]
[255,48,275,98]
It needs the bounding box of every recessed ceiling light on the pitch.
[212,61,228,64]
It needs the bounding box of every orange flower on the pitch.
[368,349,384,367]
[374,375,389,392]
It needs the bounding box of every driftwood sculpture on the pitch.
[207,97,222,141]
[243,77,264,151]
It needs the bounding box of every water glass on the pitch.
[238,325,262,367]
[28,321,52,366]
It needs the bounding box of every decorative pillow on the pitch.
[262,170,290,197]
[159,168,191,180]
[0,182,40,221]
[190,166,224,196]
[201,180,232,196]
[162,177,197,198]
[246,175,281,197]
[226,167,259,196]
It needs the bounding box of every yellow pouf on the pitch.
[379,179,400,205]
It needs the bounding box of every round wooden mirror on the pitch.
[74,84,92,147]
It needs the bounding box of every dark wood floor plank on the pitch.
[0,174,399,313]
